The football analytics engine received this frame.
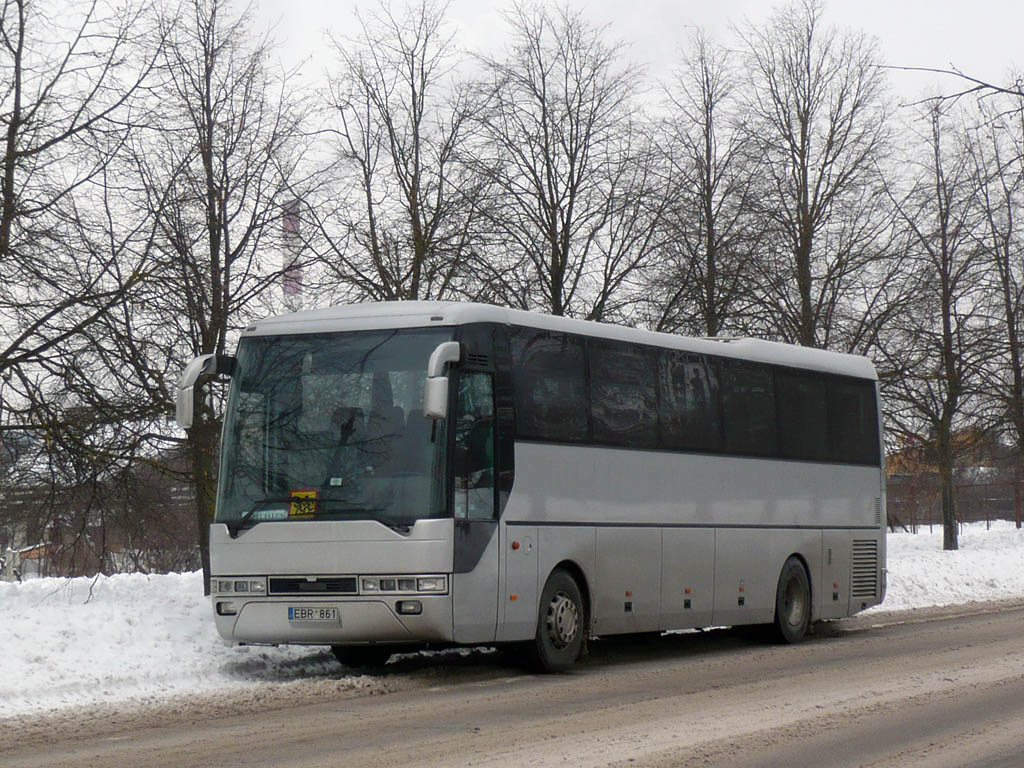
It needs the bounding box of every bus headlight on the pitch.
[416,577,446,592]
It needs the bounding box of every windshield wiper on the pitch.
[383,519,420,535]
[225,498,387,537]
[226,497,296,536]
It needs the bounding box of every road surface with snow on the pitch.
[2,600,1024,767]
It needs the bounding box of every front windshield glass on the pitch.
[216,327,451,530]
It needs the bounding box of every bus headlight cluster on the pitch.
[359,575,447,595]
[212,578,266,595]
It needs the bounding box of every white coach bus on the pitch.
[176,302,885,671]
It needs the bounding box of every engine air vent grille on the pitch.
[269,576,357,595]
[851,540,879,599]
[874,497,882,526]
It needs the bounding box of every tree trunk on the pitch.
[937,433,958,550]
[795,234,815,347]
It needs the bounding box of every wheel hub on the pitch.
[546,591,579,649]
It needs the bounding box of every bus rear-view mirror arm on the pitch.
[424,341,461,419]
[176,354,236,429]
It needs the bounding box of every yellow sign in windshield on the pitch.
[289,489,317,518]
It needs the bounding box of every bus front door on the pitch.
[451,371,500,643]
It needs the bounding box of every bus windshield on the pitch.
[216,327,451,531]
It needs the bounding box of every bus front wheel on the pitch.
[773,557,811,644]
[531,568,585,672]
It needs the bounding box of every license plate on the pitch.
[288,606,339,623]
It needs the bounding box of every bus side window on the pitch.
[721,361,777,456]
[508,328,587,442]
[454,372,496,519]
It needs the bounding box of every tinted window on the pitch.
[828,379,880,465]
[776,372,827,461]
[453,372,496,520]
[659,351,722,451]
[509,328,588,442]
[590,340,658,448]
[721,362,776,456]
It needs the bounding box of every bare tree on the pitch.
[737,0,892,349]
[0,0,169,576]
[316,0,484,303]
[968,94,1024,527]
[878,103,989,550]
[0,0,157,402]
[95,0,316,591]
[470,3,665,321]
[646,30,762,337]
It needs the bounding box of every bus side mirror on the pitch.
[176,354,235,429]
[423,377,449,420]
[424,341,461,419]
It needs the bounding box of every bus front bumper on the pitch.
[212,595,454,645]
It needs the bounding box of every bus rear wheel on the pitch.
[331,644,393,669]
[773,557,811,644]
[531,568,585,673]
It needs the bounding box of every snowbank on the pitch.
[871,519,1024,611]
[1,521,1022,717]
[0,571,344,717]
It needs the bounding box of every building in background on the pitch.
[886,429,1023,531]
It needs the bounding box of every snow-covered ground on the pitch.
[2,521,1022,718]
[872,520,1024,611]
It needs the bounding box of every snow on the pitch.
[1,521,1023,718]
[0,571,346,718]
[869,520,1024,611]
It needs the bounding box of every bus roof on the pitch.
[244,301,878,381]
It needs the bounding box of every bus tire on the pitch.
[773,557,811,644]
[531,568,585,673]
[331,644,393,669]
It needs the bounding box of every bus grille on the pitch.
[851,540,879,599]
[269,577,358,595]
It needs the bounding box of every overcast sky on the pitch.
[254,0,1023,102]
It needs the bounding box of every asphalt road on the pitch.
[4,602,1024,767]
